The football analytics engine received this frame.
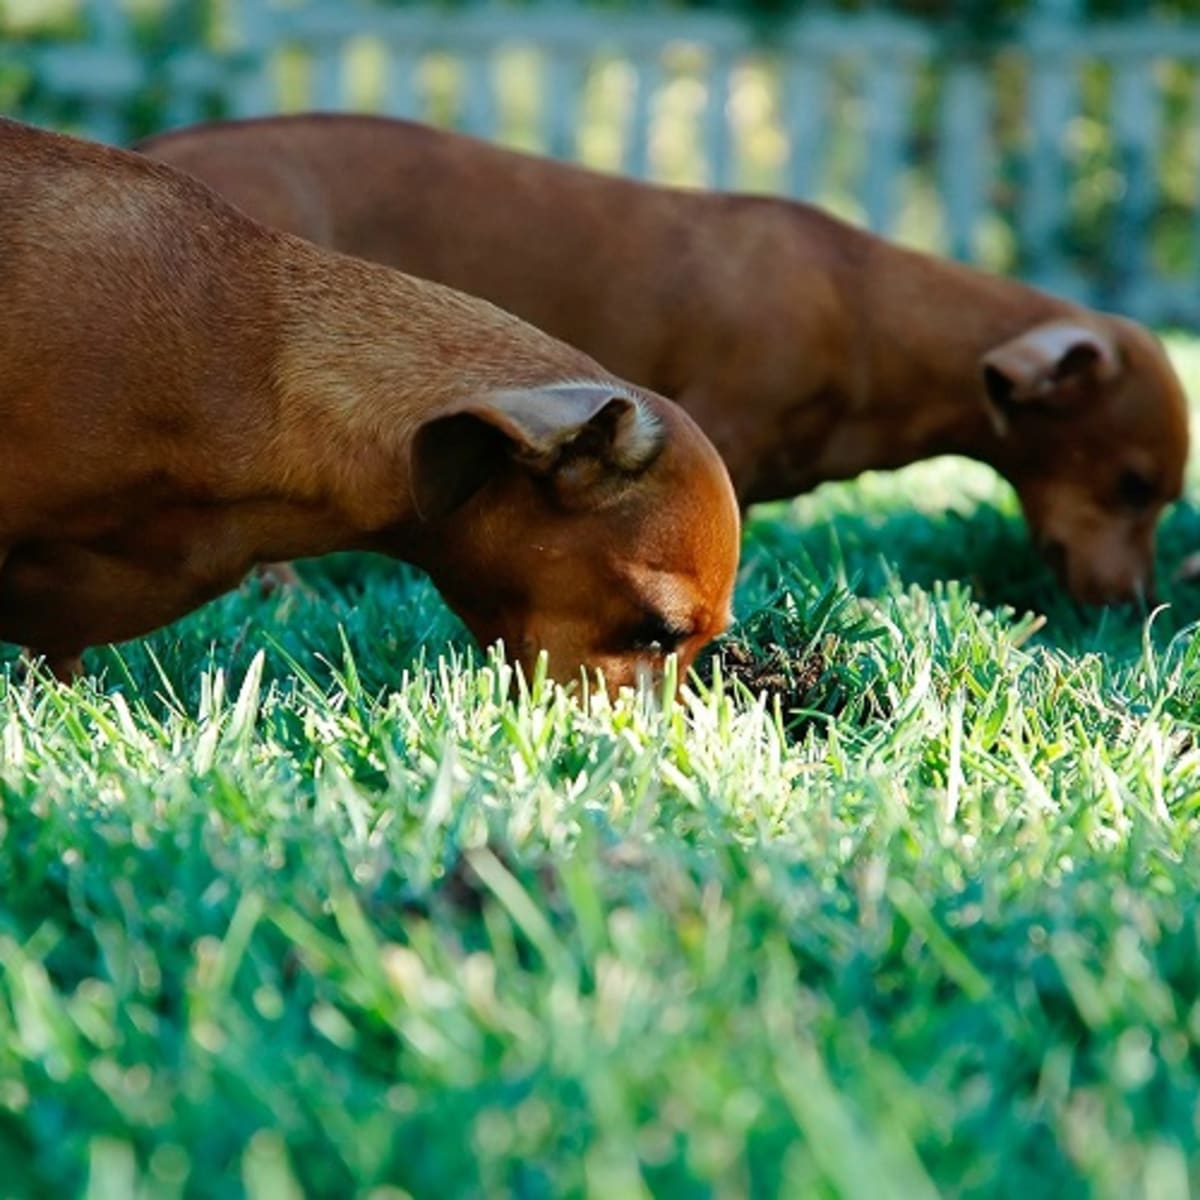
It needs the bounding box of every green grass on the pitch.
[4,344,1200,1199]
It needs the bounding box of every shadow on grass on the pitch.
[4,461,1200,707]
[742,480,1200,660]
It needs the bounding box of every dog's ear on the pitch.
[980,322,1120,434]
[409,382,665,520]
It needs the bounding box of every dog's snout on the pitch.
[1073,565,1156,609]
[1035,521,1160,608]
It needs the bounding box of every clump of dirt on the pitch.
[714,638,828,716]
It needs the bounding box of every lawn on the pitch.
[3,341,1200,1200]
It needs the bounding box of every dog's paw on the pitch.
[255,561,305,595]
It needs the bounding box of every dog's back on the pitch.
[140,112,1193,609]
[138,114,798,387]
[0,120,287,524]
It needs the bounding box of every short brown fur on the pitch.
[141,113,1191,605]
[0,118,739,685]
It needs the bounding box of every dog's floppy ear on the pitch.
[409,382,665,520]
[980,321,1120,433]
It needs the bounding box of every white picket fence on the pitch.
[6,0,1200,326]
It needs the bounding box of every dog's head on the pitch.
[408,381,740,691]
[980,318,1189,606]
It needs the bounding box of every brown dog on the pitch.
[0,117,739,687]
[140,113,1191,606]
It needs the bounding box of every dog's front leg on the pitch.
[18,648,84,683]
[254,561,302,593]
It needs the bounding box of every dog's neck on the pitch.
[792,236,1080,492]
[261,237,590,548]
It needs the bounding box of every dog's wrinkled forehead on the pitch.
[984,317,1189,500]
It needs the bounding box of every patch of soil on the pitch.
[715,638,828,715]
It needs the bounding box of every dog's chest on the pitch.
[0,500,297,651]
[736,387,877,501]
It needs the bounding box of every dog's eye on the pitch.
[1116,469,1157,511]
[628,613,690,654]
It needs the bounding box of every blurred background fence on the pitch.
[4,0,1200,325]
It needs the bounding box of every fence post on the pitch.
[310,40,345,111]
[80,0,129,143]
[625,50,663,179]
[1020,0,1084,299]
[458,43,498,139]
[382,45,424,120]
[859,27,918,238]
[1108,43,1158,313]
[939,58,989,263]
[541,51,584,159]
[781,17,833,202]
[225,0,277,118]
[704,51,735,190]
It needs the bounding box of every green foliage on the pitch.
[2,342,1200,1196]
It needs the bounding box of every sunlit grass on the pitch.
[1,340,1199,1197]
[5,8,1200,1186]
